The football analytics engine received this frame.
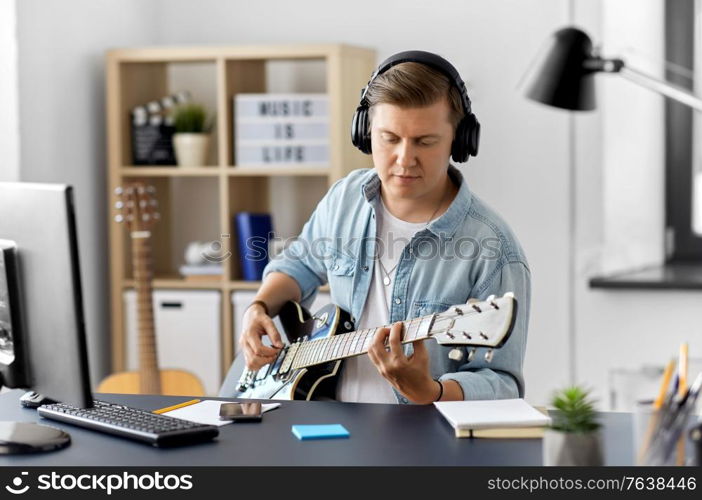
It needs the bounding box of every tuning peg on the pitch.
[467,348,477,362]
[479,331,488,341]
[115,201,124,209]
[503,292,515,298]
[142,214,150,221]
[490,300,500,310]
[484,349,494,362]
[446,331,455,339]
[448,348,464,362]
[114,187,123,195]
[472,304,482,313]
[467,298,479,304]
[147,186,156,193]
[453,307,463,315]
[462,332,472,340]
[153,212,160,220]
[140,200,148,208]
[114,215,124,223]
[487,294,495,302]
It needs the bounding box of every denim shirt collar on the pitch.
[361,164,472,240]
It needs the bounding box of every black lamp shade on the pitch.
[522,27,597,111]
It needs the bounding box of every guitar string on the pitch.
[289,304,497,370]
[290,310,469,370]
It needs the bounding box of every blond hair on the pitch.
[366,62,464,129]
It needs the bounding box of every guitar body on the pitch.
[97,369,205,397]
[223,302,353,401]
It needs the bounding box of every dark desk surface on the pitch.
[0,390,635,466]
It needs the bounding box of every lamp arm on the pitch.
[612,64,702,112]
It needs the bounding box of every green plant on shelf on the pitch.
[173,103,214,133]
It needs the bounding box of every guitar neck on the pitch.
[131,234,161,395]
[288,314,435,371]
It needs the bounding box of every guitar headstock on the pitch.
[114,182,160,232]
[428,293,517,351]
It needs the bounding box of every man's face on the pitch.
[370,98,454,203]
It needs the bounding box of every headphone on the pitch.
[351,50,480,163]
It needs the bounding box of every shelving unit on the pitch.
[105,44,376,385]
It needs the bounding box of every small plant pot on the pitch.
[543,429,603,466]
[173,133,210,167]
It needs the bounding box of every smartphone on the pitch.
[219,402,263,422]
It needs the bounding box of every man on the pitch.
[235,51,530,404]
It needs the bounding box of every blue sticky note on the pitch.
[291,424,350,440]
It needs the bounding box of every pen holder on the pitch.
[634,400,695,466]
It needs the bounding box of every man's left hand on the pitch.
[367,322,440,404]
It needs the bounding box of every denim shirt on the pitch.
[263,165,531,403]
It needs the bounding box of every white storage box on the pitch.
[231,291,331,356]
[234,94,328,119]
[123,290,221,396]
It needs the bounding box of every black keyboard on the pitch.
[37,400,219,447]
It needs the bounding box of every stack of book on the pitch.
[234,94,329,166]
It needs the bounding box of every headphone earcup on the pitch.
[351,105,372,154]
[451,113,480,163]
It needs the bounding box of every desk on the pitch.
[0,390,635,466]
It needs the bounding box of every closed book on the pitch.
[434,399,551,439]
[234,213,273,281]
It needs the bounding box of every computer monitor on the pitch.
[0,182,92,409]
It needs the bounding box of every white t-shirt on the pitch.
[336,199,431,403]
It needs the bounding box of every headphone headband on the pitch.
[359,50,472,116]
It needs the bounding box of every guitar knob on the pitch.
[448,348,464,362]
[484,349,494,363]
[467,348,476,362]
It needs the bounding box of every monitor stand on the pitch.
[0,421,70,454]
[0,391,70,455]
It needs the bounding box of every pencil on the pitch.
[678,343,689,398]
[153,399,201,414]
[638,360,675,464]
[654,360,675,409]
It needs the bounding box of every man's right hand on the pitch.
[239,302,284,371]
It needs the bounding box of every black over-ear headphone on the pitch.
[350,50,480,163]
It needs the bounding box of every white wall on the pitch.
[0,0,20,182]
[15,0,161,384]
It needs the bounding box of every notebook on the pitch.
[434,399,551,438]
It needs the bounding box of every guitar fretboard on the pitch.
[289,314,434,371]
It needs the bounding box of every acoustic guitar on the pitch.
[221,293,517,401]
[98,182,205,396]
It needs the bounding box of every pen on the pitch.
[153,399,201,414]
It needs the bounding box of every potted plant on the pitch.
[543,386,603,466]
[172,103,213,167]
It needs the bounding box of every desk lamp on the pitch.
[520,26,702,112]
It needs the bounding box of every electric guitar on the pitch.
[98,182,205,396]
[222,293,517,401]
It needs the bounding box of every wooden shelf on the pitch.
[227,166,330,177]
[123,278,224,289]
[120,167,221,176]
[106,43,376,379]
